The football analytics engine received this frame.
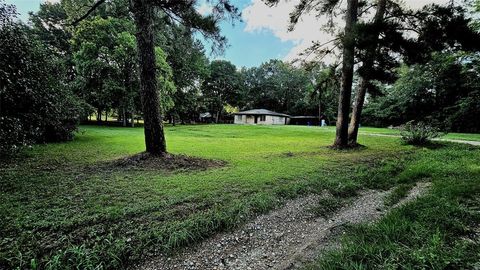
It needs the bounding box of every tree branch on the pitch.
[70,0,106,26]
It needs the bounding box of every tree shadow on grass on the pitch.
[99,152,227,173]
[405,141,447,150]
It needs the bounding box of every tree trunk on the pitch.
[348,0,387,145]
[97,109,102,123]
[122,107,127,127]
[131,0,167,154]
[348,78,368,144]
[334,0,359,148]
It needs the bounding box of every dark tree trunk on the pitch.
[97,109,102,123]
[334,0,359,147]
[131,0,166,154]
[348,78,368,144]
[348,0,387,145]
[122,107,127,127]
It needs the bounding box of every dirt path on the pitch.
[136,183,430,270]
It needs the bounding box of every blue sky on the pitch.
[5,0,296,68]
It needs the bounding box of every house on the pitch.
[234,109,290,125]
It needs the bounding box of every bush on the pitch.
[400,121,442,145]
[0,117,27,157]
[0,13,82,155]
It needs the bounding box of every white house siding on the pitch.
[234,115,245,124]
[234,114,288,125]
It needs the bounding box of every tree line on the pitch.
[1,0,479,155]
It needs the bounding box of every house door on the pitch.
[254,116,258,124]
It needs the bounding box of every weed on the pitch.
[308,196,346,218]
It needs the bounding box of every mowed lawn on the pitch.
[1,125,479,269]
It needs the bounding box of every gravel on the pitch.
[135,183,430,270]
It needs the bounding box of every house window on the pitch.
[260,115,266,121]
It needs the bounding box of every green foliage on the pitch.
[202,60,241,121]
[364,52,480,132]
[29,2,71,56]
[0,117,26,155]
[238,60,317,116]
[309,196,345,218]
[155,47,176,114]
[72,16,139,120]
[309,145,480,269]
[400,121,442,146]
[0,9,82,155]
[384,184,413,206]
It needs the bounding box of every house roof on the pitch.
[234,109,290,117]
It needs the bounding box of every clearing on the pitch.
[1,125,479,269]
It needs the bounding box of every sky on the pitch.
[7,0,451,68]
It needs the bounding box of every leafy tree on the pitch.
[158,23,209,124]
[67,0,239,155]
[306,64,340,123]
[238,60,315,116]
[202,60,240,123]
[29,2,71,56]
[266,0,359,147]
[155,47,176,116]
[347,0,387,145]
[0,3,82,155]
[363,52,480,133]
[71,16,136,122]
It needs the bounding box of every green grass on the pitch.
[308,196,348,218]
[349,126,480,142]
[0,124,478,269]
[307,143,480,269]
[383,184,414,206]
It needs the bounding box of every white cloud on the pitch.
[242,0,451,63]
[197,2,213,16]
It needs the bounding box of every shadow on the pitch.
[405,141,447,150]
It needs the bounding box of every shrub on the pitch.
[0,117,28,157]
[400,121,442,145]
[0,12,82,155]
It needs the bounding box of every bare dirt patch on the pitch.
[108,152,226,172]
[135,183,430,270]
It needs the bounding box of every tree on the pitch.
[334,0,359,147]
[69,0,239,155]
[29,2,71,56]
[266,0,359,147]
[71,16,136,123]
[306,64,340,123]
[202,60,240,123]
[158,23,209,124]
[238,60,314,116]
[362,52,480,133]
[0,3,82,155]
[347,0,386,145]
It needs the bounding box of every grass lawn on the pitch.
[352,126,480,141]
[1,124,479,269]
